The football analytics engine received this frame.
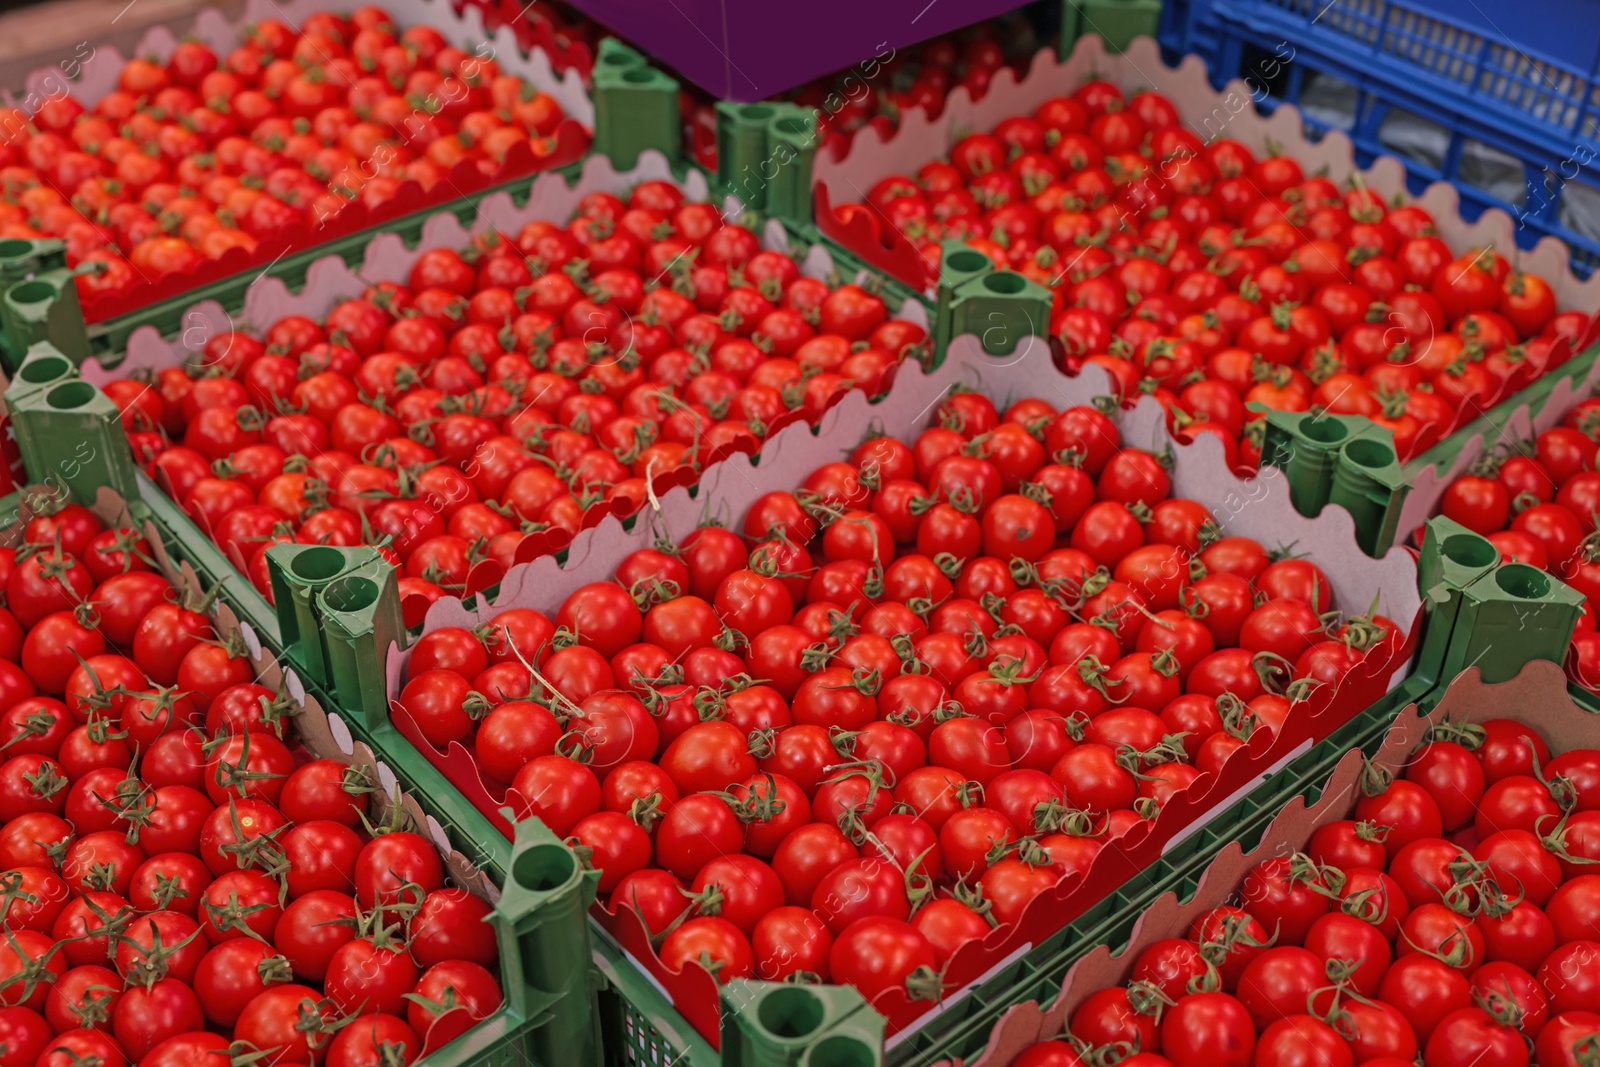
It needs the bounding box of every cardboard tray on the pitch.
[81,154,929,601]
[955,657,1590,1067]
[9,0,595,324]
[379,332,1425,1047]
[808,32,1600,542]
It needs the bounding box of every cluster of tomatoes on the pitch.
[0,5,585,304]
[0,500,504,1067]
[1005,714,1600,1067]
[392,386,1404,1000]
[102,181,916,622]
[838,80,1588,465]
[1431,413,1600,692]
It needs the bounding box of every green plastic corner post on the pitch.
[948,270,1051,357]
[1412,516,1502,686]
[592,38,681,172]
[1329,430,1410,557]
[1256,410,1382,519]
[1440,563,1585,684]
[316,557,407,732]
[7,377,137,504]
[763,106,819,226]
[720,982,884,1067]
[4,342,79,411]
[717,101,783,210]
[265,544,382,686]
[497,818,603,1067]
[932,243,996,366]
[1073,0,1163,53]
[0,255,90,374]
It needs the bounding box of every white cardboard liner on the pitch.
[383,334,1422,694]
[813,33,1600,547]
[11,0,591,127]
[959,658,1592,1067]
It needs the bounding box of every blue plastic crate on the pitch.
[1159,0,1600,277]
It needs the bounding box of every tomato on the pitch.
[1407,739,1487,831]
[1159,992,1254,1067]
[1378,953,1471,1044]
[811,857,912,934]
[38,1027,127,1067]
[233,985,337,1064]
[278,758,370,827]
[1424,1007,1529,1067]
[659,917,753,983]
[193,938,290,1026]
[111,978,204,1061]
[827,917,936,1001]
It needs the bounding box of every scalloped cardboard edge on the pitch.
[954,657,1594,1067]
[378,332,1424,1042]
[810,31,1600,551]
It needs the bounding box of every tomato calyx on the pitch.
[1473,877,1523,920]
[1215,692,1259,742]
[1422,719,1486,750]
[1523,743,1581,815]
[118,918,204,989]
[1395,918,1476,969]
[0,710,60,751]
[64,980,119,1028]
[824,666,881,699]
[205,729,290,795]
[206,887,283,938]
[1035,804,1103,838]
[1338,878,1397,929]
[948,878,999,927]
[253,684,304,737]
[216,796,292,879]
[290,992,342,1055]
[1076,655,1123,703]
[713,622,748,654]
[1195,909,1276,967]
[21,754,68,801]
[1539,809,1600,868]
[1358,754,1394,798]
[717,773,785,829]
[1250,650,1295,696]
[1125,978,1176,1021]
[103,525,162,574]
[1472,981,1528,1033]
[0,933,58,1004]
[983,655,1042,689]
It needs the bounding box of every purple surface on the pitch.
[562,0,1032,100]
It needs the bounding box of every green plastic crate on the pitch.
[585,670,1439,1067]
